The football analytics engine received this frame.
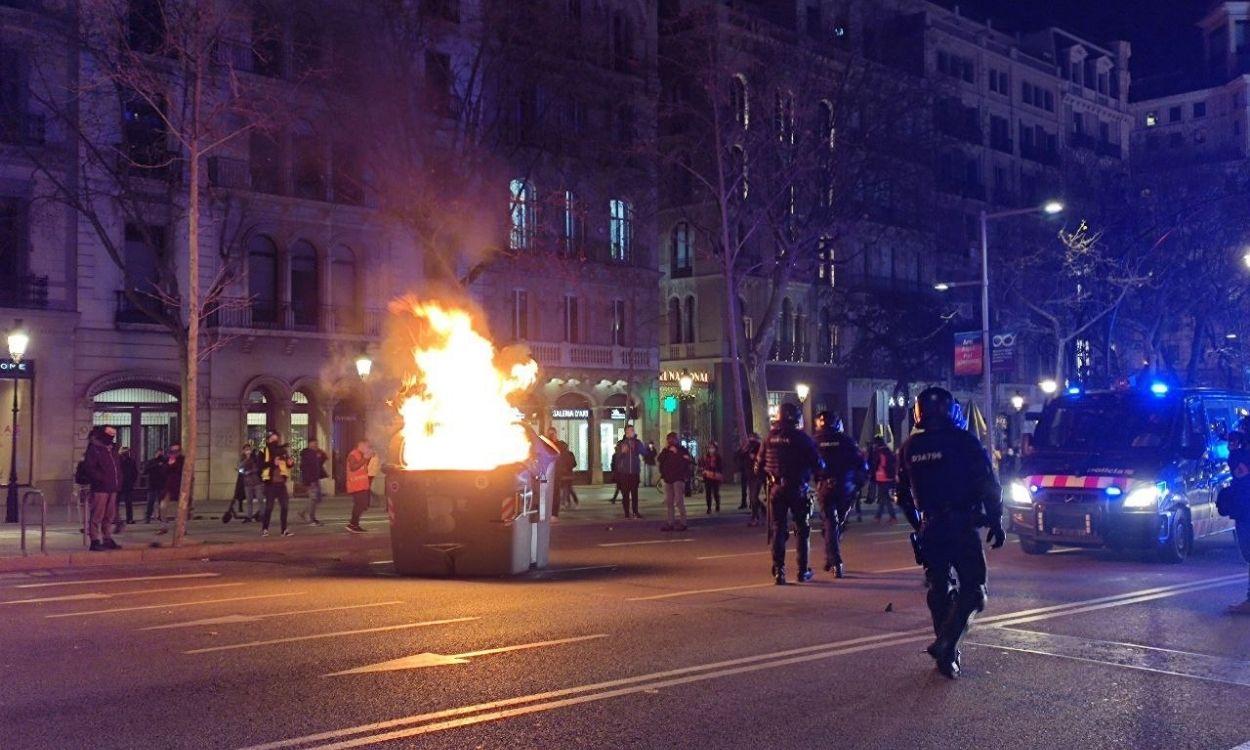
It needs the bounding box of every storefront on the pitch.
[551,393,592,482]
[91,385,180,462]
[658,368,713,460]
[598,393,632,481]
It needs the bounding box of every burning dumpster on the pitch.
[382,297,549,577]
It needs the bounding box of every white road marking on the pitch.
[871,539,908,546]
[598,538,695,548]
[970,627,1250,688]
[1047,547,1083,554]
[695,551,769,561]
[862,530,910,537]
[13,572,220,589]
[1229,741,1250,749]
[4,582,243,605]
[627,583,775,601]
[186,617,478,654]
[984,577,1244,628]
[239,573,1245,750]
[540,565,618,574]
[141,601,407,631]
[868,565,920,574]
[327,634,608,676]
[368,560,393,566]
[47,591,302,619]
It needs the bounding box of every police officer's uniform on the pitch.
[896,387,1003,679]
[813,412,867,578]
[755,403,824,584]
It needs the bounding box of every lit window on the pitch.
[1145,112,1158,128]
[562,189,584,256]
[509,179,534,250]
[672,221,693,274]
[609,198,632,262]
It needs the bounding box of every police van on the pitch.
[1007,385,1246,563]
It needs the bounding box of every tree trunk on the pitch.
[722,262,748,444]
[1053,333,1066,388]
[174,74,203,547]
[1184,312,1207,386]
[745,354,769,439]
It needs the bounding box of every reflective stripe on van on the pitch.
[1026,474,1132,491]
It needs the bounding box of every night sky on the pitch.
[938,0,1211,78]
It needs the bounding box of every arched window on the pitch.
[671,221,693,276]
[92,384,179,461]
[818,99,836,150]
[730,145,748,200]
[289,240,319,328]
[730,74,749,129]
[247,235,279,326]
[774,89,796,144]
[291,13,321,76]
[246,388,274,446]
[818,237,835,286]
[509,179,534,250]
[330,246,359,332]
[609,198,632,262]
[683,295,696,344]
[290,389,314,465]
[668,297,682,344]
[818,308,837,364]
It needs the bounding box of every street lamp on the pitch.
[354,355,373,381]
[678,369,693,394]
[979,200,1064,452]
[1010,393,1025,411]
[795,383,810,402]
[6,322,28,524]
[1243,249,1250,270]
[1039,379,1058,396]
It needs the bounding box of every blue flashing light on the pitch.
[1105,486,1123,497]
[1149,382,1169,396]
[1066,386,1082,395]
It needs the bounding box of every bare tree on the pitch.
[24,0,288,543]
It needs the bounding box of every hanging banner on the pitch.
[991,331,1017,375]
[954,331,983,377]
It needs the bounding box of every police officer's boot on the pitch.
[834,563,845,578]
[797,567,814,582]
[772,564,786,585]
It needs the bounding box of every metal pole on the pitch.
[979,209,993,455]
[5,374,17,523]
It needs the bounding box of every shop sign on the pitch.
[659,369,710,384]
[551,408,590,420]
[0,360,34,379]
[607,407,628,421]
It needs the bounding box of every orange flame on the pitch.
[394,299,538,471]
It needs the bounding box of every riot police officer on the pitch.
[813,411,867,579]
[755,402,823,584]
[896,387,1003,680]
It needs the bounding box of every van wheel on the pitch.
[1019,537,1052,555]
[1157,513,1192,564]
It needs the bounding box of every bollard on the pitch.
[19,488,46,556]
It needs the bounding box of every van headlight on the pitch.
[1123,484,1162,509]
[1008,481,1034,506]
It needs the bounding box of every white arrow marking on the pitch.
[141,601,406,631]
[327,634,608,676]
[4,582,242,605]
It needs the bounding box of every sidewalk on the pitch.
[0,482,756,571]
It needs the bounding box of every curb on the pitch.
[0,533,390,572]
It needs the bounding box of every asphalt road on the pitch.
[2,505,1248,750]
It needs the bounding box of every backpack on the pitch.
[74,460,90,486]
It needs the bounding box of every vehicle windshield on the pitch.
[1033,395,1179,453]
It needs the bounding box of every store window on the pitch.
[92,385,179,462]
[246,388,274,446]
[551,393,591,480]
[600,393,631,474]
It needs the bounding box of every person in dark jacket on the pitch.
[614,425,651,519]
[260,431,294,537]
[700,441,724,514]
[813,412,867,578]
[157,444,186,533]
[896,387,1003,679]
[114,446,138,532]
[755,404,823,584]
[1221,429,1250,615]
[143,449,166,524]
[298,439,329,526]
[657,432,695,531]
[737,433,764,523]
[82,426,123,551]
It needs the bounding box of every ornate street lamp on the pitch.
[6,322,29,523]
[354,355,373,381]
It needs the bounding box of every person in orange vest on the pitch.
[345,440,373,534]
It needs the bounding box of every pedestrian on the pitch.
[156,444,186,534]
[81,426,123,551]
[737,433,764,524]
[260,431,294,537]
[869,436,898,524]
[657,431,694,532]
[299,439,329,526]
[643,441,657,489]
[345,439,372,533]
[115,446,138,533]
[700,441,724,513]
[813,412,867,579]
[755,403,823,584]
[237,443,263,522]
[1219,429,1250,614]
[896,387,1004,679]
[143,448,165,524]
[614,424,649,519]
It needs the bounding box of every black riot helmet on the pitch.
[778,402,801,425]
[913,386,963,430]
[815,410,845,432]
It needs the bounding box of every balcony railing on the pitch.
[0,274,48,310]
[769,342,811,363]
[527,341,658,372]
[207,156,249,189]
[121,295,384,336]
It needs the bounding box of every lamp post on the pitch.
[6,323,29,523]
[354,355,373,381]
[976,200,1063,452]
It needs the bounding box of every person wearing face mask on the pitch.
[82,426,123,551]
[260,431,295,537]
[156,444,186,535]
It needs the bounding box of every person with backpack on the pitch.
[869,436,898,524]
[81,426,123,551]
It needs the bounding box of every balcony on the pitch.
[117,143,181,181]
[527,341,658,372]
[207,156,249,189]
[769,342,811,363]
[0,274,48,310]
[208,300,383,336]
